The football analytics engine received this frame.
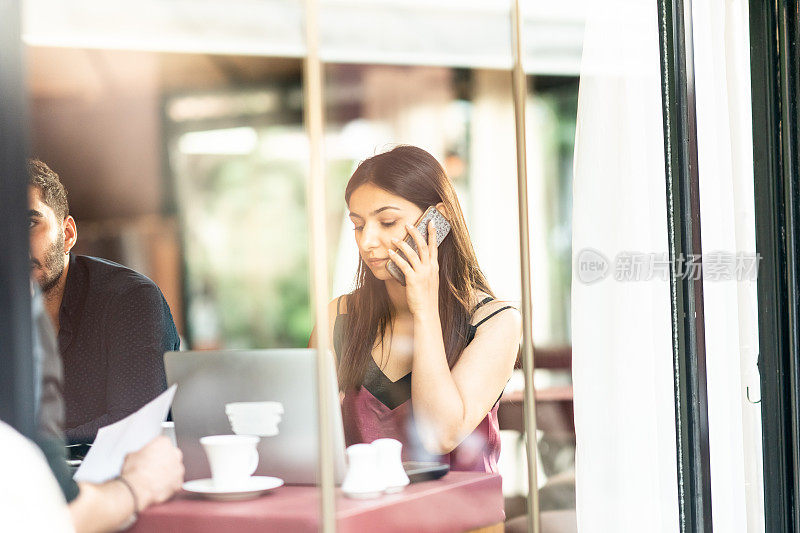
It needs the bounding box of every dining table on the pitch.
[126,471,504,533]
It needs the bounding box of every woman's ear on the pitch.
[435,202,449,220]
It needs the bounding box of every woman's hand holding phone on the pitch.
[388,220,440,319]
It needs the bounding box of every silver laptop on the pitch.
[164,349,347,485]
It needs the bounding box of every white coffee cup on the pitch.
[200,435,260,489]
[225,401,284,437]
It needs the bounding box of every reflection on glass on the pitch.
[24,41,581,529]
[524,77,577,515]
[169,116,312,349]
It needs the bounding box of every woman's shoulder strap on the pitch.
[473,304,516,329]
[336,295,345,316]
[472,295,494,314]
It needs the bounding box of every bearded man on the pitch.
[28,159,179,444]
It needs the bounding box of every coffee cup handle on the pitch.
[249,448,259,475]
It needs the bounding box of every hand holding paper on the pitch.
[74,385,177,484]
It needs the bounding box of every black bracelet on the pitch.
[115,475,140,522]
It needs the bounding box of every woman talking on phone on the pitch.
[315,145,521,473]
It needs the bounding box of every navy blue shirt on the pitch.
[58,254,179,444]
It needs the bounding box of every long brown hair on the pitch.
[339,145,493,390]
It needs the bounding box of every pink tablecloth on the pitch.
[127,472,503,533]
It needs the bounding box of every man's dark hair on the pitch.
[28,159,69,221]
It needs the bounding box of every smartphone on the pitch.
[386,206,452,286]
[402,461,450,483]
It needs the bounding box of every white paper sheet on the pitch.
[73,385,177,483]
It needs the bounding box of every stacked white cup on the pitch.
[225,401,283,437]
[342,438,410,499]
[372,438,410,493]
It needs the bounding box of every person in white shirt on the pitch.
[0,420,74,533]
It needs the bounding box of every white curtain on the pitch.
[572,1,678,530]
[571,0,763,531]
[691,0,764,530]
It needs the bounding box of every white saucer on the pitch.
[182,476,284,501]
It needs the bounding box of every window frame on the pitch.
[656,0,714,530]
[750,1,800,531]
